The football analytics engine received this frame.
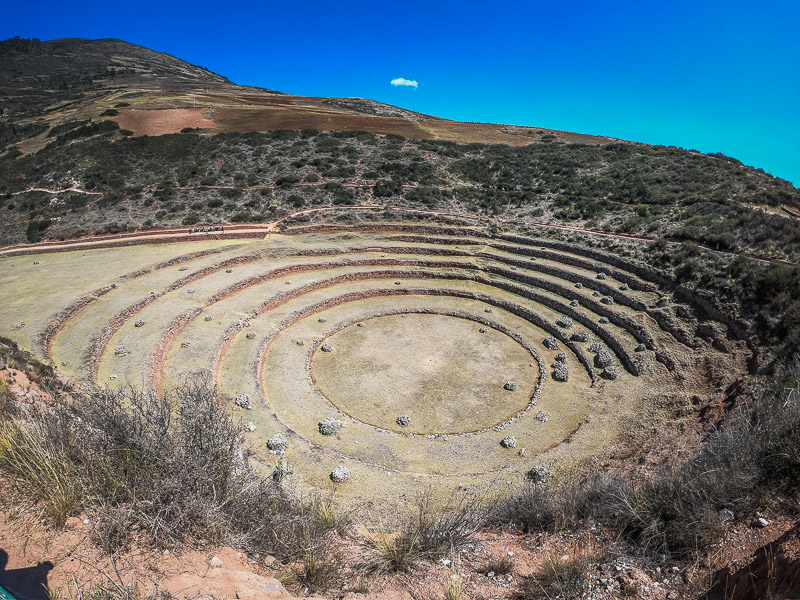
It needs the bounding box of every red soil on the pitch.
[109,108,217,136]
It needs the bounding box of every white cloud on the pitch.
[391,77,418,89]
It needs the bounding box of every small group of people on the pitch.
[188,226,224,234]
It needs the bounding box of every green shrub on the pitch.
[26,218,51,242]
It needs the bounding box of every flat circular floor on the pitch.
[310,313,540,434]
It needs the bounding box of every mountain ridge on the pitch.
[0,36,620,150]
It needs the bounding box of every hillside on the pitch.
[0,37,611,152]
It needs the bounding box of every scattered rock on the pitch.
[357,322,365,327]
[32,261,39,265]
[244,422,256,432]
[552,363,570,382]
[396,415,411,427]
[318,417,341,436]
[394,281,402,285]
[554,352,567,363]
[598,316,610,324]
[574,283,583,289]
[500,436,517,449]
[593,290,601,297]
[601,366,618,380]
[543,337,560,350]
[114,345,129,357]
[755,517,770,528]
[209,556,223,568]
[504,381,518,391]
[321,343,333,352]
[535,410,551,422]
[267,434,289,454]
[330,466,350,483]
[570,299,579,307]
[525,465,552,484]
[518,448,525,456]
[479,327,488,334]
[180,341,191,348]
[588,342,604,353]
[235,393,252,410]
[246,332,256,339]
[134,319,145,327]
[619,283,629,291]
[179,266,188,271]
[60,361,67,367]
[318,317,327,323]
[600,295,614,305]
[225,268,233,273]
[11,322,25,330]
[635,343,647,352]
[485,307,493,313]
[571,330,590,342]
[596,272,608,280]
[187,289,195,294]
[296,339,305,346]
[204,315,212,321]
[595,349,614,368]
[556,316,574,329]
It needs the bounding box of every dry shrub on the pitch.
[0,377,341,560]
[279,549,343,594]
[365,490,484,572]
[516,550,604,600]
[479,555,514,576]
[493,364,800,559]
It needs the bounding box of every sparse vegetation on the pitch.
[516,550,604,600]
[492,364,800,558]
[0,378,342,560]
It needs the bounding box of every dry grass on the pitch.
[516,550,604,600]
[364,490,483,572]
[492,365,800,558]
[312,312,538,434]
[445,571,465,600]
[279,549,343,594]
[480,555,515,576]
[0,377,343,560]
[0,419,81,525]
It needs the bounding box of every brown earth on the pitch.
[2,499,798,600]
[108,108,218,136]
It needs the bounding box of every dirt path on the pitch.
[9,186,102,196]
[2,204,799,268]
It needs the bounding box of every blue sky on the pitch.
[4,0,799,185]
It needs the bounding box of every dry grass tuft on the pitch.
[364,489,483,572]
[515,550,603,600]
[480,555,515,576]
